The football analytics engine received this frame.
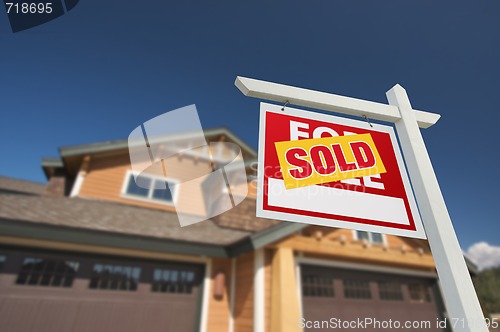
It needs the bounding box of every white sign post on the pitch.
[236,76,488,332]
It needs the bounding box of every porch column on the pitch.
[270,247,301,332]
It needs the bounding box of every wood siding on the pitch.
[207,258,232,332]
[78,152,209,214]
[302,226,431,254]
[276,234,435,270]
[264,249,272,332]
[77,151,255,217]
[269,247,301,332]
[233,252,254,332]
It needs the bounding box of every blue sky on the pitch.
[1,1,499,254]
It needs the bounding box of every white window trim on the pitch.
[296,259,304,327]
[352,230,387,246]
[70,170,85,197]
[200,258,211,332]
[253,249,265,332]
[229,258,236,332]
[120,170,179,206]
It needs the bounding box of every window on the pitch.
[356,231,384,244]
[408,283,431,302]
[89,264,141,291]
[343,279,372,299]
[16,257,79,287]
[378,281,404,301]
[123,173,177,204]
[126,175,150,197]
[0,255,6,271]
[302,275,335,297]
[151,268,196,294]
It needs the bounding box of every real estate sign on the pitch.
[256,102,426,239]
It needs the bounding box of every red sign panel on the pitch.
[256,103,426,239]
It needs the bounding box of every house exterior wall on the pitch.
[301,227,431,256]
[234,252,254,332]
[207,258,233,332]
[78,152,210,215]
[264,249,272,332]
[262,227,438,332]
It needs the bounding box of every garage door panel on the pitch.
[73,301,114,332]
[372,304,412,328]
[108,303,143,332]
[338,300,373,318]
[173,304,198,331]
[34,299,79,332]
[0,298,39,332]
[408,305,443,325]
[0,249,204,332]
[301,265,444,332]
[141,304,176,332]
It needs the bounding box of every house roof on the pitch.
[0,176,47,196]
[0,176,303,257]
[42,127,258,178]
[59,127,257,158]
[0,176,478,274]
[0,193,252,246]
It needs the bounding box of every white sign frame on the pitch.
[256,103,426,239]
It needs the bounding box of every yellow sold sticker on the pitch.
[275,134,386,189]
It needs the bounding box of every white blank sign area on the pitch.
[267,178,410,226]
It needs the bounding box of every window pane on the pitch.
[356,231,369,241]
[52,275,63,287]
[40,274,51,286]
[0,255,6,273]
[16,271,28,284]
[301,274,335,298]
[408,283,431,302]
[89,263,141,291]
[63,276,74,287]
[126,175,150,197]
[151,268,196,294]
[378,281,403,301]
[15,257,79,288]
[343,279,371,299]
[371,233,383,244]
[152,180,173,202]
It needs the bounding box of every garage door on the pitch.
[301,265,446,332]
[0,248,204,332]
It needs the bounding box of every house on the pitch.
[0,128,454,332]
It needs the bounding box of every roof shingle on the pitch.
[0,176,47,195]
[0,192,251,246]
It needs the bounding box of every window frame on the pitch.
[88,263,142,292]
[301,274,335,298]
[343,278,372,300]
[0,254,6,272]
[121,170,179,206]
[353,230,387,245]
[151,267,198,294]
[408,282,432,303]
[14,256,80,288]
[377,280,404,301]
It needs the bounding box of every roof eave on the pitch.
[0,218,228,258]
[41,157,64,179]
[58,127,257,158]
[226,222,307,257]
